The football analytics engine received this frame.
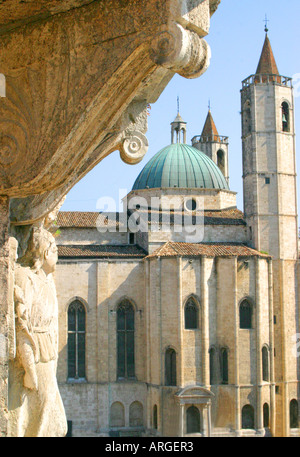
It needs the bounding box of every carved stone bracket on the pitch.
[150,22,211,79]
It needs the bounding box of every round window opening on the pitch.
[186,198,197,211]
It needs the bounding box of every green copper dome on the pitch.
[132,143,229,191]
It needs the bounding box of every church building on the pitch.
[54,32,300,437]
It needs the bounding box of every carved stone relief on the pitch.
[8,226,67,437]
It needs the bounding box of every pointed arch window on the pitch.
[117,300,135,379]
[239,299,253,329]
[68,300,86,379]
[217,149,225,176]
[242,404,255,429]
[186,406,201,434]
[220,348,229,384]
[165,348,177,386]
[290,399,299,428]
[263,403,269,428]
[209,347,217,385]
[262,346,269,381]
[282,102,290,132]
[184,298,199,329]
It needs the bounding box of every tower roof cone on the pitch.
[201,110,219,142]
[256,34,279,76]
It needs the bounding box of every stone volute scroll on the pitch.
[117,100,149,165]
[119,131,149,165]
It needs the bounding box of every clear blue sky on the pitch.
[61,0,300,214]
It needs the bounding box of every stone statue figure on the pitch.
[9,226,67,437]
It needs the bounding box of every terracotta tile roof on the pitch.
[146,241,270,259]
[203,208,245,225]
[57,208,246,229]
[57,211,124,228]
[132,208,246,226]
[58,244,146,259]
[201,110,219,141]
[256,34,280,82]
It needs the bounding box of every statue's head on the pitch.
[19,226,57,274]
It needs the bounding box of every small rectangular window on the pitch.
[265,177,270,184]
[129,233,135,244]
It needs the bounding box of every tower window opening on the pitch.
[239,299,253,329]
[165,348,176,386]
[209,347,217,385]
[265,177,270,184]
[262,346,269,381]
[220,348,229,384]
[217,149,225,176]
[184,298,199,329]
[282,102,290,132]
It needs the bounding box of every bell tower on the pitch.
[241,31,299,436]
[171,98,187,144]
[192,109,229,184]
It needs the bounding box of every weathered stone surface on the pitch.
[8,227,67,437]
[0,198,10,436]
[0,0,220,225]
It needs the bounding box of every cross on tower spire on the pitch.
[264,14,269,33]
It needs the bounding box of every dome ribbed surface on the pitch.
[132,143,229,191]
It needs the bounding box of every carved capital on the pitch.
[150,23,211,79]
